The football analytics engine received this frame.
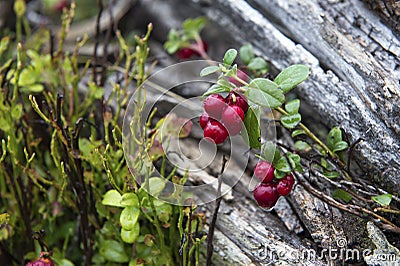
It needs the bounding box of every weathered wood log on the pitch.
[192,0,400,193]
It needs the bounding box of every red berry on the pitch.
[203,121,228,144]
[228,69,248,86]
[276,174,295,196]
[221,105,244,136]
[176,48,195,59]
[253,183,280,208]
[199,112,210,129]
[254,161,275,183]
[204,94,226,120]
[225,91,249,113]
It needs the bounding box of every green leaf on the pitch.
[121,193,139,208]
[21,84,44,93]
[121,223,140,244]
[0,37,10,57]
[294,141,311,152]
[241,106,261,149]
[223,49,238,66]
[247,57,267,71]
[202,85,230,97]
[274,169,286,179]
[371,194,392,206]
[275,157,292,173]
[239,44,254,65]
[200,66,220,77]
[292,129,306,137]
[142,177,166,195]
[182,17,207,38]
[332,189,352,203]
[274,64,310,93]
[327,127,343,150]
[333,141,348,153]
[11,104,23,120]
[260,141,278,163]
[0,213,10,227]
[285,99,300,114]
[281,113,301,129]
[246,78,284,108]
[120,206,140,230]
[217,78,233,89]
[323,171,340,179]
[100,240,129,263]
[102,190,123,207]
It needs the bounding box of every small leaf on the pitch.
[274,169,286,179]
[217,78,233,89]
[292,129,306,137]
[100,240,129,263]
[102,190,123,207]
[247,57,268,71]
[121,193,139,208]
[223,49,238,66]
[246,78,284,108]
[285,99,300,114]
[182,17,207,37]
[200,66,220,77]
[371,194,392,206]
[0,213,10,227]
[0,37,10,57]
[327,127,343,150]
[202,85,230,97]
[333,141,348,153]
[239,44,254,65]
[274,157,292,173]
[121,223,140,244]
[281,113,301,129]
[274,64,310,93]
[120,206,140,230]
[142,177,166,195]
[242,106,261,149]
[332,189,352,203]
[323,171,340,179]
[260,141,278,163]
[294,141,311,152]
[11,104,23,120]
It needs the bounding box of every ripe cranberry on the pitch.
[203,121,228,144]
[253,183,280,208]
[199,112,210,129]
[276,174,295,196]
[225,91,249,113]
[204,94,226,120]
[221,105,244,136]
[228,69,248,86]
[176,48,195,59]
[254,160,275,183]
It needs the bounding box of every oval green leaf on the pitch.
[241,106,261,149]
[120,206,140,230]
[371,194,392,206]
[223,49,238,66]
[332,189,352,203]
[142,177,166,195]
[285,99,300,114]
[200,66,220,77]
[333,141,348,153]
[281,113,301,129]
[274,64,310,93]
[121,223,140,244]
[121,193,139,208]
[102,190,122,207]
[239,44,254,65]
[99,240,129,263]
[247,57,267,71]
[246,78,284,108]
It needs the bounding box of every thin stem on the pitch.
[206,155,228,266]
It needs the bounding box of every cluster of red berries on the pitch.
[26,253,54,266]
[176,41,208,59]
[200,91,249,144]
[253,160,295,208]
